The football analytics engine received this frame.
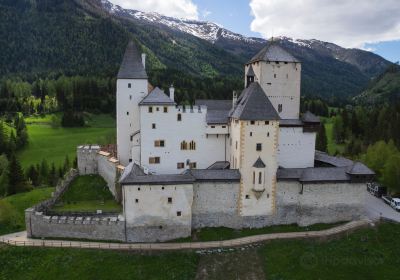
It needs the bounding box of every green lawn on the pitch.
[51,175,121,213]
[323,117,345,155]
[18,114,115,169]
[175,222,344,242]
[1,222,399,279]
[0,188,54,235]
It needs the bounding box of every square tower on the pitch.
[116,41,148,166]
[245,41,301,120]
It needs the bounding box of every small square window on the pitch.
[126,111,129,115]
[128,83,131,88]
[274,74,277,78]
[135,199,139,203]
[152,123,156,129]
[250,121,255,125]
[163,107,168,113]
[177,114,182,121]
[267,132,270,137]
[177,211,182,216]
[245,195,250,199]
[162,187,165,190]
[130,135,133,141]
[265,121,269,125]
[177,162,185,169]
[156,107,159,111]
[168,197,172,204]
[129,159,132,163]
[211,125,215,128]
[256,143,262,151]
[148,107,153,113]
[129,95,132,100]
[250,132,253,137]
[138,187,140,191]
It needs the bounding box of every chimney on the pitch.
[232,91,237,107]
[169,84,175,101]
[141,53,146,69]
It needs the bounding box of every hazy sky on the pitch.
[110,0,400,62]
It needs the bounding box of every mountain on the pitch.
[354,64,400,104]
[0,0,392,100]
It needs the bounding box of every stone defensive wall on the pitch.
[192,181,366,229]
[25,155,127,242]
[77,145,125,202]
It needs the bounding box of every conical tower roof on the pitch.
[117,41,148,79]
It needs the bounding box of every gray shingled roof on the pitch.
[315,151,355,167]
[117,41,148,79]
[302,111,320,123]
[139,87,175,106]
[346,162,375,175]
[121,174,195,185]
[246,65,255,76]
[230,82,280,121]
[195,99,232,124]
[253,157,266,168]
[248,42,300,64]
[119,162,146,183]
[276,168,305,180]
[185,169,241,182]
[195,100,232,110]
[279,119,304,127]
[300,167,350,182]
[207,161,230,170]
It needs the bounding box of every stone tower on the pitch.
[116,41,148,166]
[230,82,280,216]
[244,40,301,119]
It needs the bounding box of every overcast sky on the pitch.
[109,0,400,62]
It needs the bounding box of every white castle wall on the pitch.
[246,62,301,119]
[77,146,124,202]
[116,79,148,166]
[123,183,193,242]
[277,127,316,168]
[238,120,280,216]
[140,105,228,174]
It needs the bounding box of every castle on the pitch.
[27,41,374,243]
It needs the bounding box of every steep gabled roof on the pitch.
[195,99,232,124]
[117,41,148,79]
[346,162,375,175]
[139,87,175,106]
[230,82,280,121]
[246,65,255,76]
[253,157,266,168]
[302,111,320,123]
[248,42,300,64]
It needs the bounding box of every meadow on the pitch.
[18,114,115,169]
[0,187,54,235]
[1,222,399,279]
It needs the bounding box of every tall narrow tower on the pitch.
[244,40,301,119]
[116,41,148,166]
[229,82,280,216]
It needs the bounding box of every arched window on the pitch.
[258,172,262,184]
[180,141,187,150]
[189,141,196,150]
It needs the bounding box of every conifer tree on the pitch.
[40,159,49,185]
[316,124,328,152]
[26,165,40,187]
[7,154,26,194]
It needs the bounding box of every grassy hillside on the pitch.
[18,114,115,169]
[1,222,399,279]
[0,187,54,235]
[355,64,400,104]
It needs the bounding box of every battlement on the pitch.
[176,105,207,114]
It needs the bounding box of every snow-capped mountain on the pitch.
[100,0,265,44]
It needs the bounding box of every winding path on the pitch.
[1,219,371,251]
